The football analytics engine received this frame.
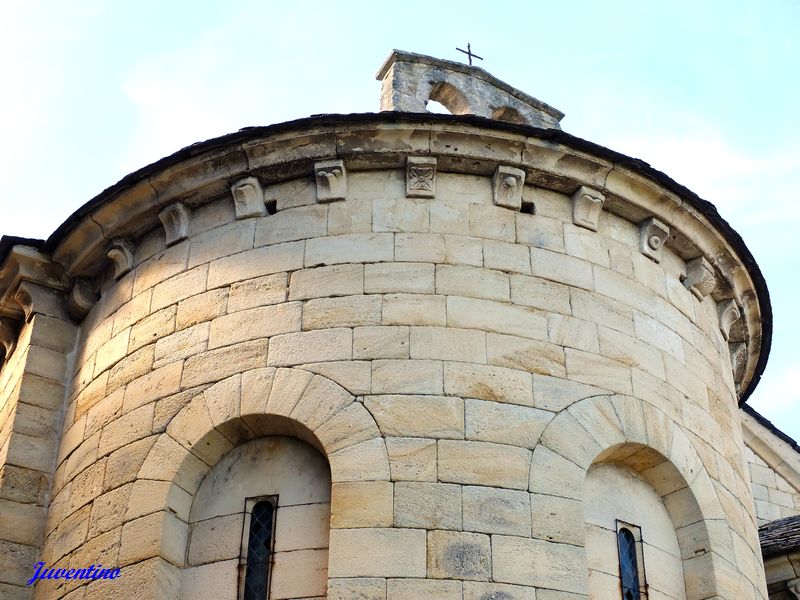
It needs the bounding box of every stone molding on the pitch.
[231,176,267,219]
[406,156,436,198]
[0,316,17,361]
[639,217,669,263]
[682,256,717,300]
[159,202,191,246]
[107,238,135,280]
[314,159,347,203]
[789,578,800,600]
[492,165,525,211]
[571,185,605,231]
[2,118,768,402]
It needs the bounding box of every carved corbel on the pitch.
[14,281,68,321]
[68,278,98,321]
[788,578,800,600]
[231,176,267,218]
[729,342,746,382]
[0,317,19,362]
[571,186,605,231]
[639,217,669,262]
[492,165,525,210]
[158,202,191,246]
[107,239,135,281]
[717,299,741,341]
[406,156,437,198]
[314,160,347,203]
[681,256,716,300]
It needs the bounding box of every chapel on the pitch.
[0,49,798,600]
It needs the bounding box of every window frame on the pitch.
[615,520,649,600]
[239,495,278,600]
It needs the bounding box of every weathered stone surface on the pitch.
[329,528,426,578]
[463,486,531,536]
[394,482,462,530]
[365,395,462,438]
[438,440,530,489]
[427,530,491,581]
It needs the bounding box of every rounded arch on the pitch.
[123,367,389,597]
[532,394,734,599]
[428,80,471,115]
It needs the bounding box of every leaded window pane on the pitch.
[244,500,275,600]
[618,528,641,600]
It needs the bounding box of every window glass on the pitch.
[243,500,275,600]
[618,527,641,600]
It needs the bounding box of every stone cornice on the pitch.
[0,113,770,403]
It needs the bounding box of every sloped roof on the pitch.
[760,514,800,558]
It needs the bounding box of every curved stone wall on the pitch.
[31,118,768,599]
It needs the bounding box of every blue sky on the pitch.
[1,0,798,440]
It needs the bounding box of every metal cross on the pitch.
[456,43,483,66]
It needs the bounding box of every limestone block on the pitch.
[206,241,304,289]
[539,412,602,470]
[94,328,131,376]
[104,435,157,491]
[395,233,446,262]
[427,530,491,581]
[67,459,106,514]
[98,403,154,456]
[125,480,192,523]
[267,328,352,366]
[299,360,371,395]
[438,440,530,489]
[153,322,209,368]
[209,302,301,348]
[303,295,382,329]
[75,372,110,418]
[305,233,393,267]
[410,326,486,362]
[387,578,461,599]
[469,203,515,242]
[564,227,610,267]
[166,396,233,466]
[180,560,237,600]
[187,513,242,565]
[634,311,685,362]
[571,185,605,231]
[510,274,570,314]
[570,288,634,336]
[531,493,584,545]
[122,361,183,412]
[329,438,390,482]
[331,481,393,528]
[328,577,386,600]
[84,556,179,600]
[328,198,373,234]
[463,582,537,600]
[315,402,380,453]
[597,325,666,380]
[353,326,409,359]
[231,176,266,218]
[681,255,716,300]
[492,535,587,592]
[430,198,469,235]
[639,217,669,262]
[462,486,531,536]
[133,242,189,296]
[259,367,313,417]
[516,213,565,252]
[465,399,552,447]
[271,548,329,599]
[289,264,364,300]
[365,394,463,438]
[0,540,38,593]
[483,239,531,275]
[228,272,287,312]
[448,297,548,340]
[328,528,426,577]
[371,359,444,395]
[364,262,434,294]
[187,220,254,269]
[0,464,48,505]
[548,313,599,353]
[120,509,187,567]
[443,234,483,265]
[111,290,152,335]
[315,159,347,202]
[373,198,429,233]
[487,333,565,377]
[444,362,533,406]
[530,247,593,290]
[394,482,462,530]
[382,293,446,326]
[406,156,436,198]
[183,338,268,387]
[174,289,225,328]
[564,348,633,395]
[436,264,510,301]
[385,437,437,482]
[0,499,45,546]
[493,165,526,210]
[255,204,327,246]
[107,344,155,396]
[128,305,176,353]
[53,504,91,561]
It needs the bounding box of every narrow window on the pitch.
[616,521,648,600]
[243,499,276,600]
